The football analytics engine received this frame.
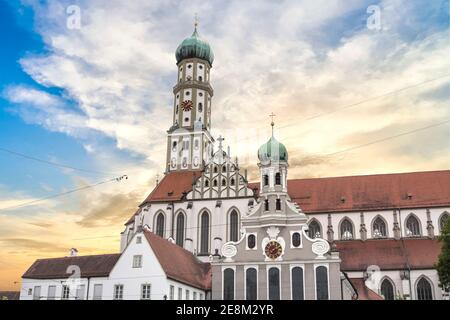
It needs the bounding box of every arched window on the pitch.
[373,216,387,238]
[222,178,226,187]
[214,166,218,173]
[247,234,256,249]
[268,267,280,300]
[275,172,281,185]
[156,213,165,237]
[222,165,226,172]
[292,232,301,247]
[230,178,235,186]
[406,215,421,237]
[263,175,269,186]
[229,210,239,242]
[439,212,449,231]
[340,218,354,240]
[200,212,209,254]
[292,267,304,300]
[176,213,185,247]
[204,179,209,187]
[198,103,203,112]
[380,278,395,300]
[264,199,269,211]
[223,268,234,300]
[276,199,281,210]
[416,277,433,300]
[308,220,322,239]
[213,179,218,187]
[246,268,257,300]
[316,266,329,300]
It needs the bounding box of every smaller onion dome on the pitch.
[257,135,288,162]
[175,27,214,65]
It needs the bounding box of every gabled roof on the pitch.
[348,278,384,300]
[143,230,211,290]
[140,171,202,205]
[22,254,121,279]
[249,170,450,213]
[336,238,441,271]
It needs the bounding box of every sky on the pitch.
[0,0,449,291]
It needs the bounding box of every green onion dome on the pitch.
[258,135,288,162]
[175,28,214,65]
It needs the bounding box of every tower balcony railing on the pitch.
[173,80,214,96]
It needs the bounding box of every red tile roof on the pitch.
[126,170,450,225]
[144,230,211,290]
[336,238,441,271]
[348,278,384,300]
[140,171,202,205]
[22,254,121,279]
[249,170,450,213]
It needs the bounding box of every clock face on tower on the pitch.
[264,240,283,260]
[181,100,193,111]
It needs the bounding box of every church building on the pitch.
[20,24,449,301]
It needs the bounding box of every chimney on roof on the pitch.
[69,248,78,257]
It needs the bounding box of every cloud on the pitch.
[76,190,142,228]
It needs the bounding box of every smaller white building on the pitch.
[20,227,211,300]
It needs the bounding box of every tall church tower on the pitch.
[166,22,215,172]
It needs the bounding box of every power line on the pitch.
[0,147,121,176]
[228,74,450,144]
[289,119,450,158]
[0,175,128,212]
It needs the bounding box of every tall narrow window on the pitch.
[308,220,322,239]
[156,213,165,237]
[439,212,449,231]
[76,285,85,300]
[276,199,281,210]
[246,268,257,300]
[47,286,56,300]
[223,268,234,300]
[176,213,185,247]
[200,212,209,254]
[380,278,394,300]
[406,215,421,236]
[93,284,103,300]
[263,175,269,186]
[264,199,269,211]
[373,217,387,238]
[222,178,226,186]
[292,267,304,300]
[316,266,328,300]
[33,286,41,300]
[169,286,174,300]
[110,285,122,301]
[247,234,256,249]
[142,284,152,300]
[292,232,301,247]
[229,210,239,242]
[205,179,209,187]
[230,178,235,186]
[416,277,433,300]
[275,172,281,185]
[62,285,70,300]
[340,218,354,240]
[268,267,280,300]
[213,179,218,187]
